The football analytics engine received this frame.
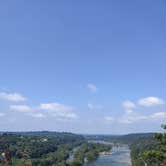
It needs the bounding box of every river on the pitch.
[84,143,131,166]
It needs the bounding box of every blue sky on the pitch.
[0,0,166,134]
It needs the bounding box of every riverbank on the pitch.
[67,142,112,166]
[84,145,131,166]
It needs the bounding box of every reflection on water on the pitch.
[84,144,131,166]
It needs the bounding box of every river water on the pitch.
[84,144,131,166]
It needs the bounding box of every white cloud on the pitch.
[118,109,147,124]
[125,109,133,114]
[87,83,97,93]
[10,104,46,118]
[0,113,5,117]
[39,103,73,112]
[10,105,32,112]
[118,109,166,124]
[39,102,78,120]
[104,116,114,122]
[119,114,147,124]
[122,100,135,113]
[58,113,77,120]
[119,97,165,123]
[30,113,45,118]
[88,104,102,110]
[138,97,164,107]
[8,102,78,120]
[150,112,166,120]
[0,92,26,102]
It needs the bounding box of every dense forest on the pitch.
[0,132,111,166]
[1,127,166,166]
[130,125,166,166]
[85,128,166,166]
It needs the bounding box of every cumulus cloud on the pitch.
[118,110,166,124]
[122,100,135,113]
[30,113,45,118]
[39,103,73,112]
[10,105,32,112]
[150,112,166,120]
[87,83,97,93]
[105,96,166,125]
[138,97,164,107]
[0,92,26,102]
[118,113,147,124]
[39,102,78,120]
[119,97,166,124]
[10,104,46,118]
[8,102,78,120]
[88,104,102,110]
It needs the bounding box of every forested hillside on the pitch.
[0,132,111,166]
[130,125,166,166]
[85,132,166,166]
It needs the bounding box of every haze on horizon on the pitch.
[0,0,166,134]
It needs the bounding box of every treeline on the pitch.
[85,132,166,166]
[84,133,155,144]
[70,143,112,166]
[0,132,84,166]
[130,125,166,166]
[129,134,158,166]
[0,132,112,166]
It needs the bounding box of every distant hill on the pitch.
[84,133,155,144]
[0,131,82,137]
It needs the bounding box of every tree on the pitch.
[143,125,166,166]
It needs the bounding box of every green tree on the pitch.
[143,125,166,166]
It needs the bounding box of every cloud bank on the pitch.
[0,92,26,102]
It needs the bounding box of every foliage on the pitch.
[142,125,166,166]
[129,125,166,166]
[70,142,111,165]
[0,132,84,166]
[0,132,111,166]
